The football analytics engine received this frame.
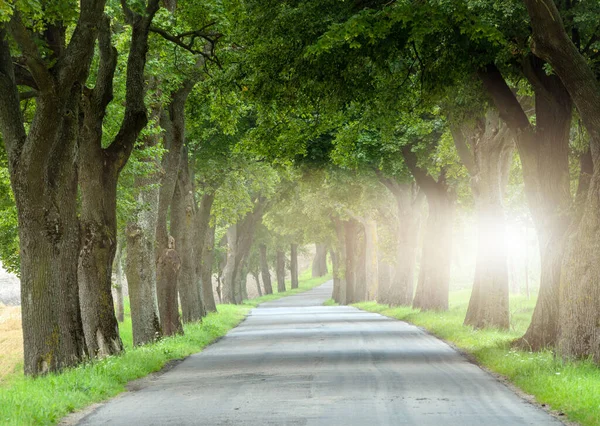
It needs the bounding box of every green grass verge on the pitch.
[353,290,600,426]
[0,270,331,425]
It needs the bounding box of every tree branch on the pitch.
[450,125,477,176]
[7,13,54,92]
[0,27,27,163]
[400,143,438,193]
[478,64,531,133]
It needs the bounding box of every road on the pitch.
[77,281,562,425]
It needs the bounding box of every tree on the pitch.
[523,0,600,361]
[0,2,107,375]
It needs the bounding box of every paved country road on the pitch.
[76,282,562,425]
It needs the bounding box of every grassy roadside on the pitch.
[0,270,331,425]
[351,290,600,426]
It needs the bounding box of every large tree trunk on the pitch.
[113,242,125,323]
[378,180,421,306]
[480,55,572,347]
[276,250,286,293]
[523,0,600,360]
[259,244,273,295]
[452,110,513,329]
[126,180,162,345]
[201,225,217,312]
[171,151,203,323]
[402,147,454,311]
[312,244,328,277]
[412,192,454,311]
[78,167,123,357]
[0,5,112,374]
[77,2,158,358]
[290,244,299,289]
[125,114,162,347]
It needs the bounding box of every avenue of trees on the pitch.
[0,0,599,376]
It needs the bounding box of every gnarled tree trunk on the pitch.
[452,109,513,329]
[0,5,111,373]
[523,0,600,360]
[480,55,572,347]
[172,150,203,323]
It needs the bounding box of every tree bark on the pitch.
[378,179,421,306]
[523,0,600,360]
[290,244,299,289]
[276,250,286,293]
[354,225,367,302]
[402,146,454,311]
[259,244,273,295]
[0,4,111,373]
[171,150,203,323]
[156,237,183,336]
[451,110,513,329]
[479,56,572,347]
[125,112,162,347]
[113,242,125,323]
[312,243,328,277]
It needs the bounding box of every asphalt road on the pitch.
[77,281,562,425]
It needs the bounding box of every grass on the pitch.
[0,270,331,425]
[352,290,600,426]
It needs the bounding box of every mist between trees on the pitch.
[0,0,599,378]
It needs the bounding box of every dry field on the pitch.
[0,304,23,382]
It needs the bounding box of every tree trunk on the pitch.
[378,180,421,306]
[412,190,454,311]
[156,237,183,336]
[480,56,572,346]
[401,146,454,311]
[290,244,299,289]
[125,122,162,347]
[363,219,378,301]
[354,225,367,302]
[114,242,125,323]
[253,271,263,297]
[238,262,249,303]
[523,0,600,360]
[312,244,328,277]
[171,152,203,323]
[259,244,273,295]
[201,225,217,312]
[15,174,87,375]
[222,200,265,302]
[276,250,286,293]
[344,220,359,304]
[0,0,110,377]
[78,167,123,357]
[331,217,348,304]
[452,110,513,329]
